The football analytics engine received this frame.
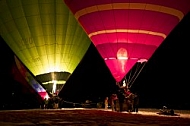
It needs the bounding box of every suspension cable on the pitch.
[126,62,147,88]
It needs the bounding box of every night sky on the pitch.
[59,12,190,110]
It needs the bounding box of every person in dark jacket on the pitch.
[117,88,125,112]
[133,92,139,113]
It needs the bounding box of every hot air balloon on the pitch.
[0,0,91,94]
[14,55,49,100]
[64,0,190,85]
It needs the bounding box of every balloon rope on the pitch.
[125,63,140,87]
[128,62,147,88]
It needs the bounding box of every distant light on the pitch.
[123,80,126,87]
[52,80,57,94]
[44,94,49,99]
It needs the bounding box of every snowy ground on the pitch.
[0,108,190,126]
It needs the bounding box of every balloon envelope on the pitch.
[64,0,190,82]
[0,0,91,87]
[14,55,49,100]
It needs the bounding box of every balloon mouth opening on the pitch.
[36,71,71,84]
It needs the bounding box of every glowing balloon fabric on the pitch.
[0,0,91,83]
[14,56,49,100]
[64,0,190,82]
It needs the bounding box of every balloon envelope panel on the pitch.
[0,0,91,79]
[14,56,49,100]
[64,0,190,82]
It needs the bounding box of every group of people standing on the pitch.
[105,83,139,113]
[42,95,61,109]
